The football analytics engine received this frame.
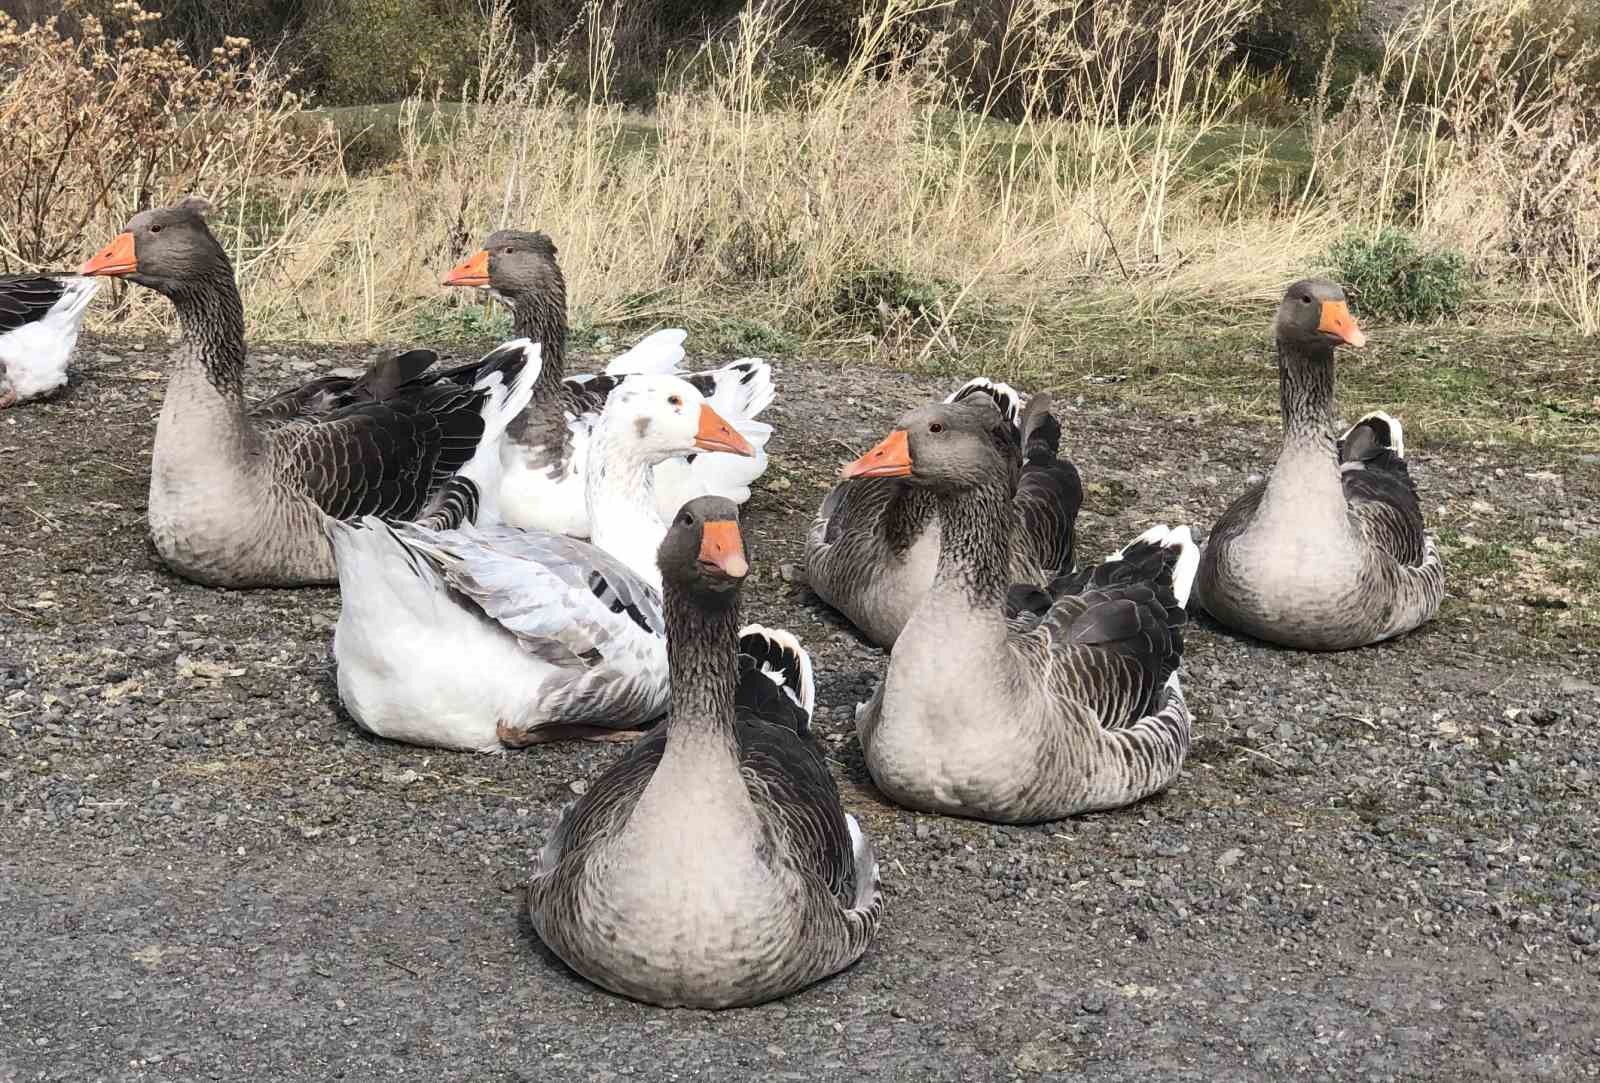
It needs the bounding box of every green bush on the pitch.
[832,268,947,320]
[1327,228,1467,322]
[306,0,482,105]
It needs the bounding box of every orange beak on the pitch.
[442,249,490,287]
[698,519,749,579]
[693,403,755,457]
[1318,300,1366,348]
[841,429,912,479]
[81,232,137,277]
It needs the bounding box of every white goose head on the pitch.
[601,375,755,466]
[587,375,756,586]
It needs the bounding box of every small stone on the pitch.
[1217,847,1244,871]
[1079,993,1106,1014]
[569,780,588,795]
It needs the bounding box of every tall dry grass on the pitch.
[6,0,1598,345]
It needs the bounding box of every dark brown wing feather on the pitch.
[0,275,67,333]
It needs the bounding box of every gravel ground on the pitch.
[3,335,1598,1082]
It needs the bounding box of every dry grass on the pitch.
[6,0,1599,351]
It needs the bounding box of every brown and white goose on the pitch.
[849,398,1196,824]
[79,197,537,588]
[1194,278,1444,650]
[0,273,98,407]
[527,497,883,1009]
[805,378,1082,647]
[442,230,774,533]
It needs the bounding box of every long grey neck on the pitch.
[168,271,248,402]
[507,284,568,399]
[885,484,938,554]
[1277,339,1337,453]
[931,476,1014,612]
[661,581,741,758]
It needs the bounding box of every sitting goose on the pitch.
[848,397,1196,824]
[79,197,537,588]
[0,274,98,407]
[329,376,756,750]
[1194,278,1444,650]
[442,230,774,533]
[805,377,1082,647]
[528,496,883,1008]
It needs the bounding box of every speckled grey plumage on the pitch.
[853,400,1194,825]
[805,379,1081,647]
[528,498,883,1008]
[1195,279,1444,651]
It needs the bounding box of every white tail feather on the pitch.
[603,329,688,376]
[737,622,815,718]
[456,338,540,525]
[1347,409,1405,459]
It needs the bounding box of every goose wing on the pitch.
[1012,393,1081,576]
[736,715,860,908]
[250,349,448,422]
[394,523,665,667]
[1339,413,1427,566]
[267,381,491,521]
[1026,526,1193,727]
[533,724,669,879]
[0,275,68,333]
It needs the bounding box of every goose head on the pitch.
[658,495,749,597]
[442,229,564,310]
[601,375,756,465]
[80,197,228,297]
[840,398,1012,492]
[1276,278,1366,355]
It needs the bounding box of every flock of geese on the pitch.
[1,196,1446,1010]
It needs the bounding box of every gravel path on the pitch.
[3,336,1597,1081]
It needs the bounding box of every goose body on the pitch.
[79,198,538,588]
[330,377,757,750]
[0,274,98,407]
[805,378,1081,647]
[1195,279,1444,650]
[443,231,774,535]
[849,398,1195,824]
[528,499,883,1009]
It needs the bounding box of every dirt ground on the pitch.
[2,333,1598,1082]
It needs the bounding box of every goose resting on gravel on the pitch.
[0,274,98,407]
[1194,278,1444,650]
[329,375,756,750]
[79,197,538,588]
[805,377,1082,647]
[848,397,1196,824]
[527,496,883,1009]
[442,230,774,533]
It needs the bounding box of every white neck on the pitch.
[584,422,669,589]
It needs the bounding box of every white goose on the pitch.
[328,375,757,751]
[0,274,98,407]
[442,230,774,535]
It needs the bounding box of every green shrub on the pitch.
[832,268,947,320]
[306,0,482,105]
[1327,229,1467,322]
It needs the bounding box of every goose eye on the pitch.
[1300,295,1312,304]
[668,395,682,407]
[679,512,693,526]
[150,225,163,234]
[930,422,944,434]
[503,247,513,254]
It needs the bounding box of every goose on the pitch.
[848,396,1196,824]
[78,196,538,588]
[0,274,98,407]
[527,496,883,1008]
[1194,279,1444,650]
[442,230,774,533]
[328,375,756,750]
[804,377,1082,647]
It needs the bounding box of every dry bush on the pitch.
[1308,0,1600,327]
[0,0,331,275]
[232,0,1278,345]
